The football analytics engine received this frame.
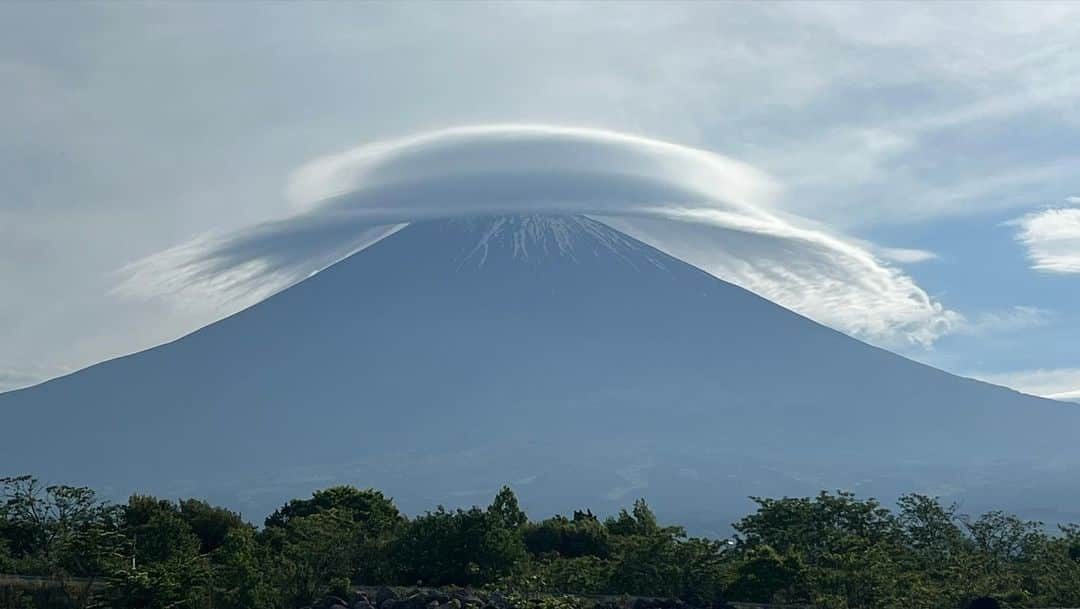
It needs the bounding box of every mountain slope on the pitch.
[2,214,1077,529]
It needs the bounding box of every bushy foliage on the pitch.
[4,477,1080,609]
[0,476,126,581]
[264,486,402,535]
[179,499,247,554]
[524,511,610,559]
[391,498,527,587]
[261,508,361,607]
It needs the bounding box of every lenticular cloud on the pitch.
[119,125,958,346]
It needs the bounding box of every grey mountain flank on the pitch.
[3,214,1077,532]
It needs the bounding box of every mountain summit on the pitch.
[3,214,1078,530]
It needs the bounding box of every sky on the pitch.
[2,2,1079,401]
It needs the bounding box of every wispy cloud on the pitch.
[972,368,1080,404]
[1010,198,1080,274]
[1050,390,1080,404]
[953,306,1055,337]
[119,125,959,347]
[0,366,53,393]
[875,247,939,264]
[598,211,958,348]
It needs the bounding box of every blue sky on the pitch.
[1,2,1078,400]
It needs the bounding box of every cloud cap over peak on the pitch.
[286,125,782,216]
[120,125,958,347]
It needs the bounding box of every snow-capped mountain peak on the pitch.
[452,214,666,270]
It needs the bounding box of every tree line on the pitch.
[2,475,1080,609]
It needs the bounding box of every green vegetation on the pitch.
[3,475,1080,609]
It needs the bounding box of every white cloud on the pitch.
[1010,200,1080,274]
[6,3,1080,379]
[285,125,781,213]
[117,221,407,310]
[875,247,938,264]
[121,125,959,347]
[0,366,56,393]
[972,368,1080,404]
[953,306,1055,337]
[597,211,957,348]
[1049,390,1080,404]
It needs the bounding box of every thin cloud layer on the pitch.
[596,212,956,347]
[119,218,406,310]
[972,368,1080,404]
[0,368,47,393]
[120,125,958,346]
[1011,199,1080,274]
[875,247,938,264]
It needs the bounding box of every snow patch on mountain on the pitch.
[456,215,667,271]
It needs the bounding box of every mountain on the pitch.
[3,214,1079,532]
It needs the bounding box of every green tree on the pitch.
[673,536,730,604]
[260,508,361,607]
[265,485,402,536]
[93,493,214,609]
[0,474,126,609]
[527,555,614,594]
[896,494,967,562]
[391,490,528,587]
[725,545,806,604]
[99,556,212,609]
[523,511,610,559]
[210,526,273,609]
[123,495,202,567]
[608,522,681,596]
[488,486,528,530]
[607,499,659,537]
[732,491,906,608]
[956,510,1047,603]
[178,498,247,554]
[893,494,972,608]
